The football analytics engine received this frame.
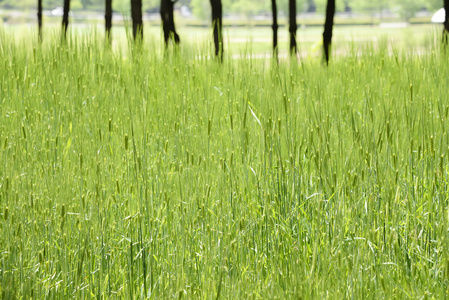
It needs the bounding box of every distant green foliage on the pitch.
[396,0,425,21]
[0,0,444,19]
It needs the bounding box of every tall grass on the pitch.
[1,28,449,299]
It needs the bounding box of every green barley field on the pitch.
[1,26,449,299]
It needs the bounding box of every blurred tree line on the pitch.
[0,0,443,19]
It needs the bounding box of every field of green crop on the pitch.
[1,27,449,299]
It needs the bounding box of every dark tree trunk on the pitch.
[323,0,335,64]
[62,0,70,40]
[271,0,278,58]
[444,0,449,43]
[37,0,42,41]
[289,0,297,55]
[210,0,223,60]
[105,0,112,43]
[160,0,180,46]
[131,0,143,41]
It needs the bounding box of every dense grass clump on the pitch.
[1,29,449,299]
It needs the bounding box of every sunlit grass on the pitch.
[1,27,449,299]
[0,23,438,58]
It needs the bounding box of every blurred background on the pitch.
[0,0,443,25]
[0,0,444,56]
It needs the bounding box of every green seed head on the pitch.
[22,125,26,139]
[208,119,211,137]
[430,136,434,156]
